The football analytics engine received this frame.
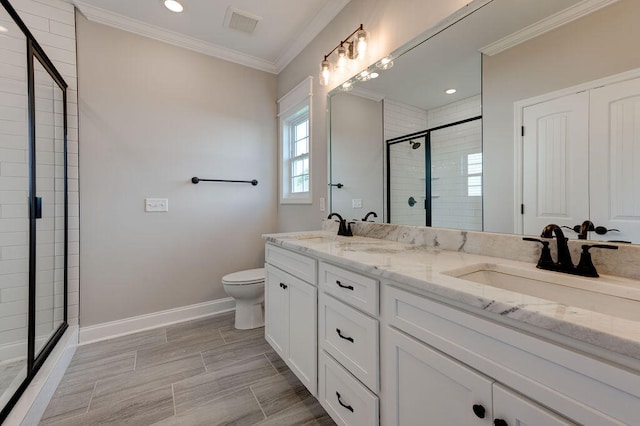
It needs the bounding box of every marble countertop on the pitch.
[263,231,640,366]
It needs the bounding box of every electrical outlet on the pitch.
[352,199,362,209]
[145,198,169,212]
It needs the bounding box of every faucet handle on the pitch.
[523,237,554,269]
[576,244,618,277]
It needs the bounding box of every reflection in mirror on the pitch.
[329,0,640,243]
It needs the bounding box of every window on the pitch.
[467,152,482,197]
[279,77,313,204]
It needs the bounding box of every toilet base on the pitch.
[234,300,264,330]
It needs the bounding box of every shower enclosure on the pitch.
[0,0,68,421]
[387,116,482,230]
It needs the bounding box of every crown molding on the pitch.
[72,1,278,73]
[273,0,351,74]
[480,0,620,56]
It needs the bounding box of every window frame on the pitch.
[278,77,313,204]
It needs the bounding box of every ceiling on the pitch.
[70,0,351,74]
[347,0,586,110]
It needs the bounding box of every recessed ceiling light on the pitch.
[164,0,184,13]
[445,88,457,95]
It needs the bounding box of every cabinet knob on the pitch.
[279,282,288,290]
[494,419,508,426]
[472,404,486,419]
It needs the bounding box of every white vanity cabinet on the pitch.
[264,245,318,395]
[381,284,638,425]
[383,326,573,425]
[318,261,380,425]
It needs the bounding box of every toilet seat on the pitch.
[222,268,264,286]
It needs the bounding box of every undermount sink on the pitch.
[442,263,640,322]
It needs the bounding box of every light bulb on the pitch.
[369,72,379,79]
[341,81,353,91]
[319,59,332,86]
[376,57,394,70]
[356,29,368,57]
[164,0,184,12]
[336,44,347,73]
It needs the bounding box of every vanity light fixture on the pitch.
[445,88,457,95]
[164,0,184,13]
[355,69,379,82]
[319,24,368,86]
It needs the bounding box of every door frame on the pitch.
[513,67,640,234]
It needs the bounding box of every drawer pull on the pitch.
[336,280,354,290]
[336,328,354,343]
[336,391,354,413]
[279,282,288,290]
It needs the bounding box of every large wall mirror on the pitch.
[328,0,640,243]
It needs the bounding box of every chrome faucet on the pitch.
[328,213,353,237]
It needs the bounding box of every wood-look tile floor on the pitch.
[40,312,335,425]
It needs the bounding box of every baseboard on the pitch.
[78,297,236,344]
[4,326,78,426]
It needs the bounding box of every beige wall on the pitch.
[483,0,640,234]
[330,93,383,219]
[76,15,277,326]
[276,0,471,231]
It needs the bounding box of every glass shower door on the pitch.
[0,5,29,409]
[33,58,65,356]
[430,119,482,231]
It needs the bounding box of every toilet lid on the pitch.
[222,268,265,285]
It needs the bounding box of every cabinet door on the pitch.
[265,265,289,358]
[288,278,318,396]
[493,384,576,426]
[382,326,493,425]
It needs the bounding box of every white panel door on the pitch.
[522,92,589,236]
[590,77,640,243]
[493,384,576,425]
[382,326,493,425]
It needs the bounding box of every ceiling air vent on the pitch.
[223,7,262,34]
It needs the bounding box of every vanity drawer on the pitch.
[319,293,379,392]
[319,350,379,426]
[319,262,379,316]
[265,244,317,284]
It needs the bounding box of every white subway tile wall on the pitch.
[0,0,79,362]
[430,95,482,231]
[385,96,482,228]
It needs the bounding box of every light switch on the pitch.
[352,199,362,209]
[145,198,169,212]
[319,197,325,212]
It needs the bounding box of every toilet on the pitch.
[222,268,265,330]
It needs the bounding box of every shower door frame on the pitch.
[0,0,68,422]
[386,115,482,226]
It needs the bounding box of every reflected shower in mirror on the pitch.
[328,0,640,243]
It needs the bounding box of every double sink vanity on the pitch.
[262,223,640,425]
